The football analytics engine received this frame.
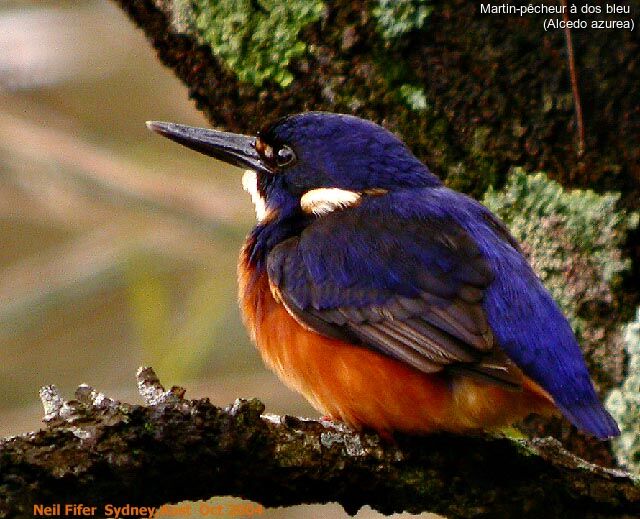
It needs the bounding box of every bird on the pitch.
[147,112,619,440]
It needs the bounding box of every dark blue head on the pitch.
[148,112,441,223]
[258,112,440,193]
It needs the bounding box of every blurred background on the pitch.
[0,1,432,517]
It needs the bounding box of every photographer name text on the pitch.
[33,502,265,518]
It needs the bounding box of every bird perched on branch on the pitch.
[147,112,619,439]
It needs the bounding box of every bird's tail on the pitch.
[557,400,620,439]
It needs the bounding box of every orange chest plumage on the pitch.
[237,244,555,436]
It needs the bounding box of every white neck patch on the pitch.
[242,170,269,222]
[300,188,362,216]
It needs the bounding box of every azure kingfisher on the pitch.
[147,112,619,439]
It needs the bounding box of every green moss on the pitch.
[606,309,640,473]
[372,0,433,40]
[173,0,324,87]
[482,168,638,340]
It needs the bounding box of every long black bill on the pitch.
[146,121,269,174]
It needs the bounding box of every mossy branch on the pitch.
[0,368,639,519]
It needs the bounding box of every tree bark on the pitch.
[1,368,638,519]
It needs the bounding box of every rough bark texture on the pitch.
[0,369,639,519]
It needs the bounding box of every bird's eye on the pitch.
[275,145,296,168]
[255,137,296,170]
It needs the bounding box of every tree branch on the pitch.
[1,368,638,518]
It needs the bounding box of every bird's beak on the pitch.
[146,121,269,174]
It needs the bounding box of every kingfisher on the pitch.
[147,112,619,439]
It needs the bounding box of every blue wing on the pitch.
[267,193,521,388]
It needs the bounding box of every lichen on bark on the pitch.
[167,0,324,87]
[606,308,640,474]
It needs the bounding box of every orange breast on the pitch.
[238,249,556,436]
